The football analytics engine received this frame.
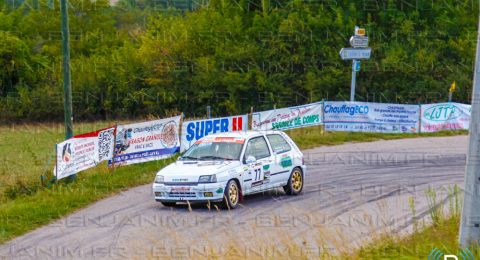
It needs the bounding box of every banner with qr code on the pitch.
[109,116,181,166]
[55,127,116,180]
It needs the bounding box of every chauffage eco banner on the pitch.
[324,101,420,133]
[55,127,116,180]
[109,116,181,166]
[251,102,323,131]
[421,102,471,132]
[180,115,248,152]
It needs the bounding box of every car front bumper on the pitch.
[152,181,226,202]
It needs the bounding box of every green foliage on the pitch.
[0,0,478,122]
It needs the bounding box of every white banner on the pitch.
[324,101,420,133]
[421,102,471,132]
[251,102,323,131]
[110,116,181,166]
[55,127,116,180]
[181,115,248,152]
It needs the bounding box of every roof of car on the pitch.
[202,130,284,139]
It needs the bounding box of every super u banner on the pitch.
[180,115,247,152]
[324,101,420,133]
[55,126,116,180]
[110,116,181,166]
[251,102,323,131]
[421,102,471,132]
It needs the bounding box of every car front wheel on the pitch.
[222,179,240,209]
[283,167,304,195]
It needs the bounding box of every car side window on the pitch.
[266,134,291,154]
[244,136,271,161]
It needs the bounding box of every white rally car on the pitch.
[152,130,306,209]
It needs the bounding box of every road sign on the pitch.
[342,26,371,102]
[340,47,372,60]
[355,26,366,36]
[350,36,369,48]
[353,60,361,72]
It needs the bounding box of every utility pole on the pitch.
[350,60,357,102]
[459,17,480,247]
[60,0,73,139]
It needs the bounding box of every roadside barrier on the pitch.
[53,101,471,179]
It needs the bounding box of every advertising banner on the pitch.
[181,115,248,152]
[420,102,471,132]
[110,116,181,166]
[324,101,420,133]
[55,127,116,180]
[251,102,323,131]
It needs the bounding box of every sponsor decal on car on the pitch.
[195,136,245,145]
[251,181,263,187]
[171,187,191,192]
[281,156,293,168]
[172,178,189,182]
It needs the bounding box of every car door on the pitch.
[242,136,273,193]
[266,134,294,186]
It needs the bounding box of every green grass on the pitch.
[352,216,480,259]
[0,123,468,244]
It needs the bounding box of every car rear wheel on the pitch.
[161,201,176,207]
[222,179,240,209]
[283,167,304,195]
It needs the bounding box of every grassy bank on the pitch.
[352,215,480,259]
[348,185,479,260]
[0,123,468,244]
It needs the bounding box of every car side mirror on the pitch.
[245,155,256,164]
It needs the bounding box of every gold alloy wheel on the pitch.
[292,170,303,191]
[229,182,238,205]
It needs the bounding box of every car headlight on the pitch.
[198,174,217,183]
[154,175,164,184]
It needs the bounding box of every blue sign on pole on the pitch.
[354,60,361,72]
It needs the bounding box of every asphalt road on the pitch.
[0,136,468,259]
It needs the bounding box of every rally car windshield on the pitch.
[181,139,244,161]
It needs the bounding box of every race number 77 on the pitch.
[253,168,262,181]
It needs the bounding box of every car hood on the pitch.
[158,160,241,183]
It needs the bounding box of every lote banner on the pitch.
[324,101,420,133]
[55,127,116,180]
[421,102,471,132]
[251,102,323,131]
[180,115,247,152]
[109,116,181,166]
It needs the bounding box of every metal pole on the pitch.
[60,0,73,139]
[459,17,480,247]
[350,59,357,102]
[206,106,211,118]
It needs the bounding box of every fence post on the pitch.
[206,106,211,119]
[321,99,325,135]
[249,106,253,131]
[418,104,422,134]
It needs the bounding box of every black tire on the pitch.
[283,167,304,195]
[161,201,176,207]
[222,179,240,209]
